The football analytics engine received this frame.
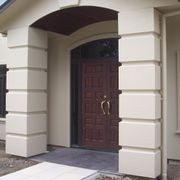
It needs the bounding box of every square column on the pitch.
[118,8,161,178]
[6,27,47,157]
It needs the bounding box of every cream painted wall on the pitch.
[118,9,161,178]
[0,35,7,62]
[0,122,5,140]
[6,27,48,157]
[0,0,179,32]
[47,21,118,146]
[167,15,180,160]
[69,21,118,49]
[47,34,70,146]
[0,34,8,140]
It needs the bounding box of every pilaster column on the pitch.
[6,27,47,157]
[118,8,161,178]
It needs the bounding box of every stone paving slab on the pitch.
[31,148,118,172]
[0,162,97,180]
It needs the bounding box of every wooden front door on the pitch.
[81,59,119,151]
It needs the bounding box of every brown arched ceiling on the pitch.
[31,6,118,35]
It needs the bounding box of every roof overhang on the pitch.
[0,0,16,14]
[0,0,180,33]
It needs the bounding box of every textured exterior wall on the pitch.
[166,16,180,160]
[6,27,47,157]
[0,122,5,140]
[0,0,178,32]
[1,0,176,178]
[47,21,118,147]
[47,34,70,146]
[118,8,161,178]
[0,35,8,140]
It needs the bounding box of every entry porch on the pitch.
[1,1,180,179]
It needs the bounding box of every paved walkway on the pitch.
[1,146,180,179]
[0,162,97,180]
[0,148,118,180]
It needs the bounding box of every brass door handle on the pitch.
[101,99,106,115]
[107,100,111,115]
[101,95,107,115]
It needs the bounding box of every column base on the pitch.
[119,148,161,178]
[6,134,46,157]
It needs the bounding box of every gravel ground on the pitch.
[94,175,150,180]
[0,141,38,177]
[95,176,149,180]
[85,172,153,180]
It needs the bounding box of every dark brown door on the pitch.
[81,59,119,151]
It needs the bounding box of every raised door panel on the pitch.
[82,62,107,149]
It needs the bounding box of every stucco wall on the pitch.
[47,20,118,146]
[47,34,70,146]
[0,0,178,32]
[0,0,174,177]
[0,121,5,140]
[0,35,7,62]
[0,34,8,140]
[167,15,180,160]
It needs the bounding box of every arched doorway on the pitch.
[2,0,164,177]
[71,38,119,151]
[29,6,119,149]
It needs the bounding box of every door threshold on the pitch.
[71,145,118,153]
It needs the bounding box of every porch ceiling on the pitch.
[31,6,118,35]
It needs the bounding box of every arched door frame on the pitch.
[70,37,119,151]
